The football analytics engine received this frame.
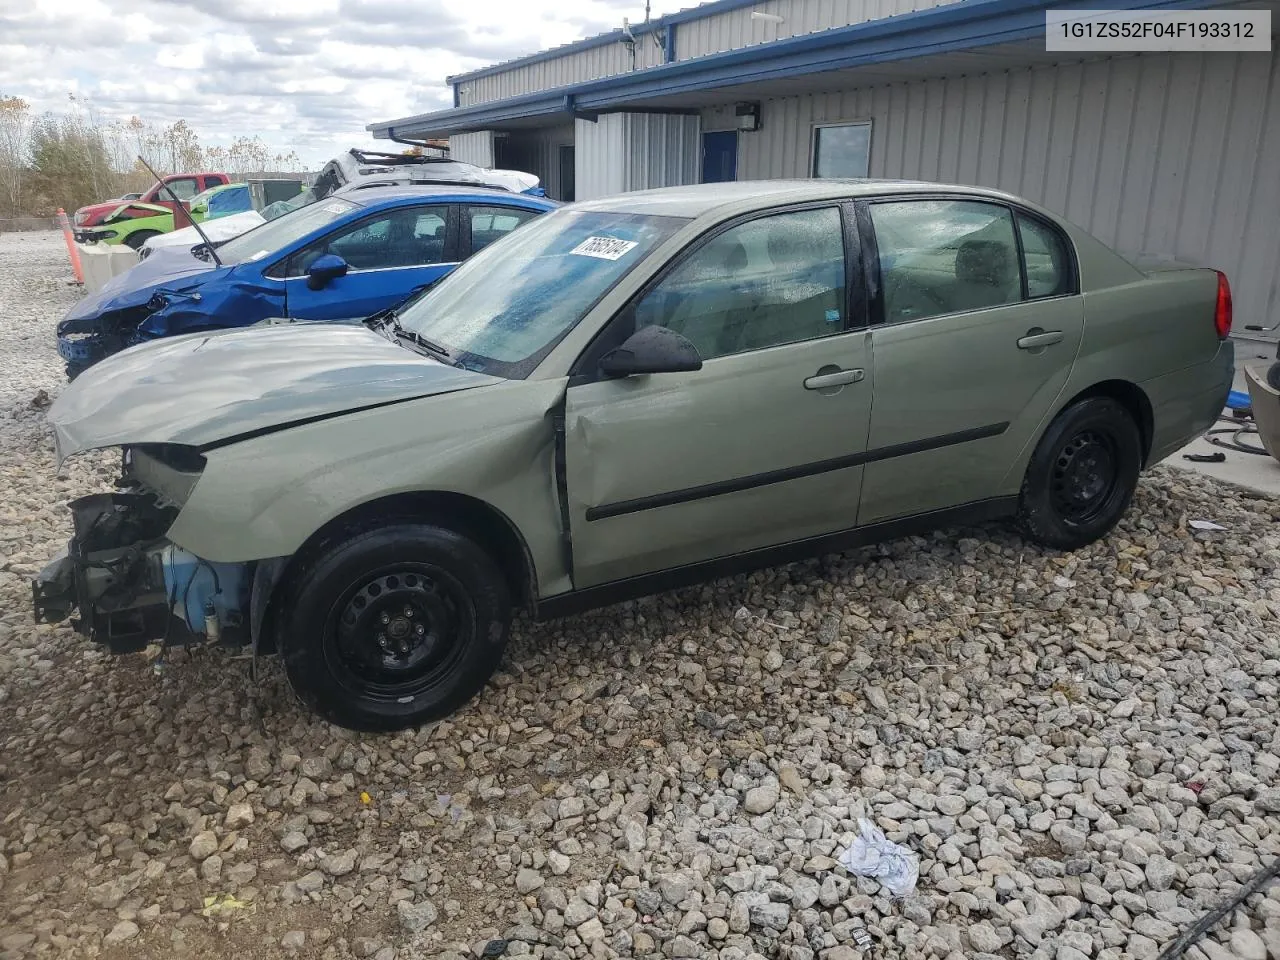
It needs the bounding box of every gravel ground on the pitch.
[1,230,1280,960]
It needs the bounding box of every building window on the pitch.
[811,122,872,179]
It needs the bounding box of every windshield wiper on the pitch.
[387,316,457,366]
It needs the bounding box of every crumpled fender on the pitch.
[137,270,284,339]
[59,249,216,332]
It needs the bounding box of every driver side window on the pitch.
[869,199,1021,324]
[633,206,847,361]
[284,206,448,276]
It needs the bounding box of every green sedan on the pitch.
[34,180,1233,730]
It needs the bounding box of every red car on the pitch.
[73,172,230,229]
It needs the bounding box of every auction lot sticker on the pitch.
[1046,9,1271,51]
[570,236,639,261]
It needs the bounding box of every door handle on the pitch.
[804,367,865,390]
[1017,329,1065,350]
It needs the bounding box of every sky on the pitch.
[0,0,689,168]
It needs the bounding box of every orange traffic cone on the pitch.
[56,208,84,285]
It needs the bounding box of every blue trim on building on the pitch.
[379,0,1220,137]
[665,23,678,64]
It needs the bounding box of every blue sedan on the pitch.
[56,186,557,377]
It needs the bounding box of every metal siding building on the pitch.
[370,0,1280,346]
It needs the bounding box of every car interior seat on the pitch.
[952,238,1020,312]
[655,239,751,360]
[735,224,843,352]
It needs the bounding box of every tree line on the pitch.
[0,93,308,218]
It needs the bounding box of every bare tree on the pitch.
[0,94,31,217]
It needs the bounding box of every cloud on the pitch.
[0,0,691,166]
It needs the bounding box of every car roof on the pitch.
[571,179,1027,218]
[343,184,556,208]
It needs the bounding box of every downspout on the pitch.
[386,127,434,149]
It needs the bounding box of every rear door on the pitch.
[856,196,1085,524]
[563,204,874,588]
[281,204,458,322]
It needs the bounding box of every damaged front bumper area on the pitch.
[32,457,249,653]
[57,312,149,373]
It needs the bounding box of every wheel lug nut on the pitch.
[404,605,414,618]
[380,612,390,624]
[415,624,425,636]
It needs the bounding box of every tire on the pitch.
[279,522,511,731]
[1017,396,1142,551]
[124,230,160,251]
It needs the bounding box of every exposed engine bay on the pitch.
[32,446,251,653]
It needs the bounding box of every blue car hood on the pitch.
[63,247,219,323]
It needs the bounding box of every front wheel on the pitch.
[280,522,511,731]
[1017,396,1142,550]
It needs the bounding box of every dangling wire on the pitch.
[1155,853,1280,959]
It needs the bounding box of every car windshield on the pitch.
[216,196,358,264]
[396,209,687,377]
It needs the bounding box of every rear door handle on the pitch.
[804,367,865,390]
[1017,329,1065,350]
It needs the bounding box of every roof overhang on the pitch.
[369,0,1246,139]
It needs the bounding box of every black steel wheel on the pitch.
[280,522,511,731]
[1018,396,1142,550]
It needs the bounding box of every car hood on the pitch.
[75,200,131,225]
[61,248,219,325]
[144,211,265,251]
[47,323,501,462]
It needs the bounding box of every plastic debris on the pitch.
[838,818,920,898]
[359,791,372,805]
[1189,519,1228,531]
[201,894,254,918]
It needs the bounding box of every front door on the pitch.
[702,131,738,183]
[283,204,457,323]
[856,196,1086,524]
[563,204,872,588]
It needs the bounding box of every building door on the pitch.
[558,145,576,202]
[702,131,737,183]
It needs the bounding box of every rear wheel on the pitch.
[279,522,511,731]
[1017,396,1142,550]
[124,230,160,251]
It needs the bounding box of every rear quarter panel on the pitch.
[1058,222,1229,464]
[1000,221,1230,487]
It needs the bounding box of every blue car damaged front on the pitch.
[55,185,556,378]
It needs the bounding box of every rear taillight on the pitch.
[1214,270,1232,339]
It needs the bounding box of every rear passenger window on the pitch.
[870,199,1021,324]
[470,205,538,254]
[1018,213,1073,298]
[634,207,847,361]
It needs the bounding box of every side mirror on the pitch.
[307,253,349,290]
[598,324,702,378]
